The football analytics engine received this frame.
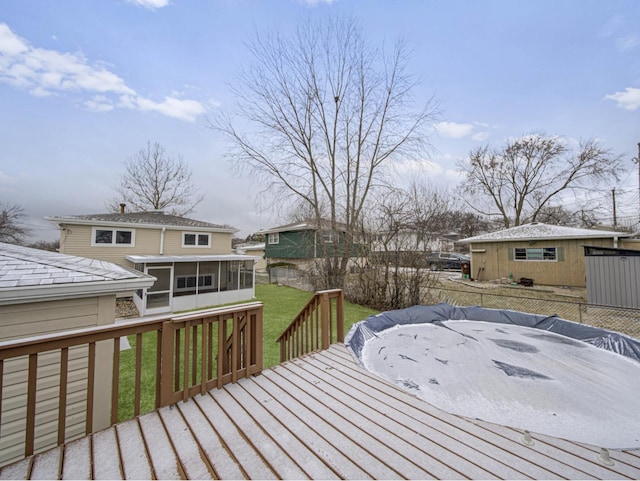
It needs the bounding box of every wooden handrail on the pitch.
[0,302,263,467]
[277,289,344,363]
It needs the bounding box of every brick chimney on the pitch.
[119,203,126,214]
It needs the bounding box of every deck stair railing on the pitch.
[0,302,263,467]
[276,289,345,362]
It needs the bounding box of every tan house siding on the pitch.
[0,296,115,465]
[161,230,232,256]
[59,224,233,267]
[470,238,622,287]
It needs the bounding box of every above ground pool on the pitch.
[345,303,640,449]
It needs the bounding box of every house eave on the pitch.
[461,234,631,244]
[45,217,238,234]
[0,277,157,306]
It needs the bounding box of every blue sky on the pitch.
[1,0,639,241]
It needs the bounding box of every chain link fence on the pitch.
[427,286,640,340]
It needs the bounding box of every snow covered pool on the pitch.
[345,304,640,449]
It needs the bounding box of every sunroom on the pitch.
[126,254,260,316]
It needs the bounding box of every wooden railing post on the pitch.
[336,290,345,343]
[160,321,175,407]
[320,292,330,350]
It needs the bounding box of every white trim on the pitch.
[126,254,260,263]
[182,231,211,248]
[91,226,136,247]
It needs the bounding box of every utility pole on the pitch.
[634,142,640,222]
[612,187,617,229]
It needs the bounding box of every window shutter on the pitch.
[508,248,514,261]
[557,246,564,261]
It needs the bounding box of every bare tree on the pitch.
[457,134,623,228]
[107,141,204,216]
[214,16,436,289]
[349,182,454,310]
[0,202,30,244]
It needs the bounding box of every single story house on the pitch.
[46,209,259,315]
[0,242,155,465]
[458,222,639,287]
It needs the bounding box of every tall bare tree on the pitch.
[457,134,622,228]
[214,16,436,289]
[0,202,30,244]
[107,141,204,216]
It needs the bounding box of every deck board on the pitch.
[3,343,640,480]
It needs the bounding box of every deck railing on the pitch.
[0,302,263,466]
[276,289,345,362]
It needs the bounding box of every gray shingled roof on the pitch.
[46,212,236,231]
[459,222,634,244]
[0,242,151,289]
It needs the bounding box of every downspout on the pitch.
[160,227,166,254]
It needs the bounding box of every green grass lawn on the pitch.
[117,284,378,420]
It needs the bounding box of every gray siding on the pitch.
[586,255,640,308]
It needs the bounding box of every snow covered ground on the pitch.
[361,320,640,449]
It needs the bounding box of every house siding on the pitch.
[266,231,315,259]
[470,238,621,287]
[59,224,233,267]
[0,296,115,466]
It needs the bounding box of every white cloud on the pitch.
[434,120,491,142]
[434,121,474,139]
[0,23,206,121]
[471,131,490,142]
[617,34,640,51]
[605,87,640,111]
[122,95,207,122]
[126,0,170,9]
[599,16,639,52]
[84,95,114,112]
[0,171,18,185]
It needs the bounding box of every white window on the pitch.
[92,227,135,246]
[269,232,280,244]
[321,230,333,243]
[514,247,557,261]
[183,232,211,247]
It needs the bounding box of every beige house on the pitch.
[46,210,259,315]
[235,242,266,271]
[459,223,639,287]
[46,210,238,267]
[0,242,154,465]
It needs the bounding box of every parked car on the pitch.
[427,252,470,271]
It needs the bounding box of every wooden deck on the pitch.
[2,343,640,480]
